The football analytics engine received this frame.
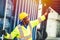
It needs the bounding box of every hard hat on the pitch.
[18,12,28,20]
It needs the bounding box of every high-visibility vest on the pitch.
[18,22,32,40]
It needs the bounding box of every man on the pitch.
[0,12,48,40]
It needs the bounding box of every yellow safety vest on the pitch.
[17,23,32,40]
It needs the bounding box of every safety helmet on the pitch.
[18,12,28,21]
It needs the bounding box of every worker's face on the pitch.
[22,16,30,25]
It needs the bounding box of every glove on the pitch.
[0,30,7,36]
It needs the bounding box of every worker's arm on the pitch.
[4,26,20,39]
[30,12,48,28]
[30,15,46,28]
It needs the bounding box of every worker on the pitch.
[0,12,49,40]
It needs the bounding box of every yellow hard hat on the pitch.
[18,12,28,20]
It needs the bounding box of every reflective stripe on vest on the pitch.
[18,22,32,40]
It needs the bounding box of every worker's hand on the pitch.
[0,30,7,36]
[44,8,50,19]
[38,8,50,22]
[44,12,48,18]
